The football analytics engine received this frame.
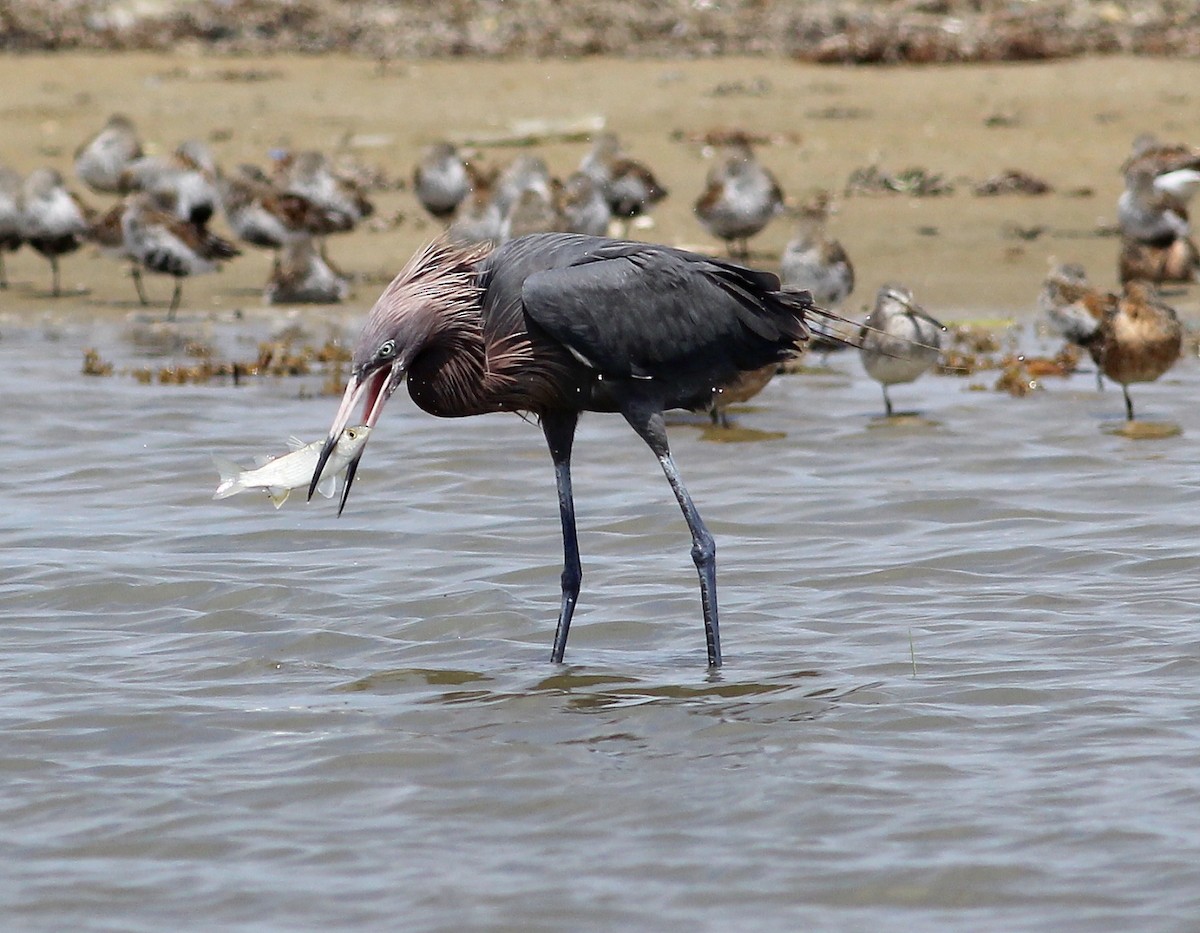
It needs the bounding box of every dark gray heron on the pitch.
[309,232,842,667]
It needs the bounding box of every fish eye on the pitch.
[345,428,358,439]
[378,339,397,360]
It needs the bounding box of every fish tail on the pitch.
[212,455,247,499]
[268,487,291,509]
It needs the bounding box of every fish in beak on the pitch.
[308,361,405,514]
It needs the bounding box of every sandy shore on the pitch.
[1,52,1198,326]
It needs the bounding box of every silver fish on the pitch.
[213,426,371,509]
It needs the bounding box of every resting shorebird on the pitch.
[74,113,144,194]
[264,236,349,305]
[1041,263,1180,421]
[0,165,23,289]
[412,141,473,221]
[579,132,667,231]
[20,167,93,296]
[859,284,944,417]
[120,192,240,319]
[694,136,784,259]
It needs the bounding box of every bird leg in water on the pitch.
[882,384,894,417]
[542,412,582,663]
[50,255,61,298]
[625,405,721,668]
[1123,384,1135,421]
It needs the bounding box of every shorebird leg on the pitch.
[130,264,148,306]
[542,411,582,664]
[882,384,894,417]
[167,278,183,321]
[625,404,721,668]
[0,253,7,289]
[1123,384,1136,421]
[50,256,61,297]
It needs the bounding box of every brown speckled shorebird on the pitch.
[1041,263,1181,420]
[694,135,784,260]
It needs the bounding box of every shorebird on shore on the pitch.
[0,165,23,289]
[20,167,94,296]
[1041,263,1180,420]
[217,163,349,254]
[274,150,374,235]
[501,184,566,242]
[578,132,667,232]
[121,140,221,229]
[447,166,505,247]
[780,192,855,309]
[412,141,474,221]
[120,191,240,319]
[89,197,150,305]
[264,236,349,305]
[694,136,784,260]
[858,284,944,416]
[560,170,611,237]
[74,113,144,194]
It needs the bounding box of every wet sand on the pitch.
[1,52,1198,325]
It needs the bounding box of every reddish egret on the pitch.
[310,232,838,667]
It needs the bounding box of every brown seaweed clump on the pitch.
[845,165,954,197]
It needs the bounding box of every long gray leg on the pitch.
[624,405,721,668]
[542,411,581,663]
[168,279,183,321]
[1123,384,1135,421]
[882,384,893,417]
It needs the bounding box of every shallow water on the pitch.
[3,310,1200,932]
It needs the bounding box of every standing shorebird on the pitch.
[780,192,855,309]
[1039,262,1114,391]
[859,284,944,417]
[1116,135,1200,286]
[694,137,785,260]
[308,233,843,668]
[20,168,93,296]
[578,132,668,232]
[120,192,241,319]
[412,141,473,221]
[1042,264,1180,421]
[74,113,144,194]
[0,165,23,289]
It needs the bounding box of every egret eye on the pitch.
[378,339,397,361]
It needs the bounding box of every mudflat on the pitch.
[1,52,1197,322]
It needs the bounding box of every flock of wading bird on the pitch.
[0,115,1195,425]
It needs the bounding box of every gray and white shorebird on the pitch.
[120,191,240,318]
[74,113,144,194]
[858,284,944,416]
[780,192,855,308]
[578,131,668,231]
[20,167,93,296]
[120,140,221,230]
[0,165,23,289]
[780,191,856,354]
[560,170,611,237]
[694,136,784,259]
[412,141,474,221]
